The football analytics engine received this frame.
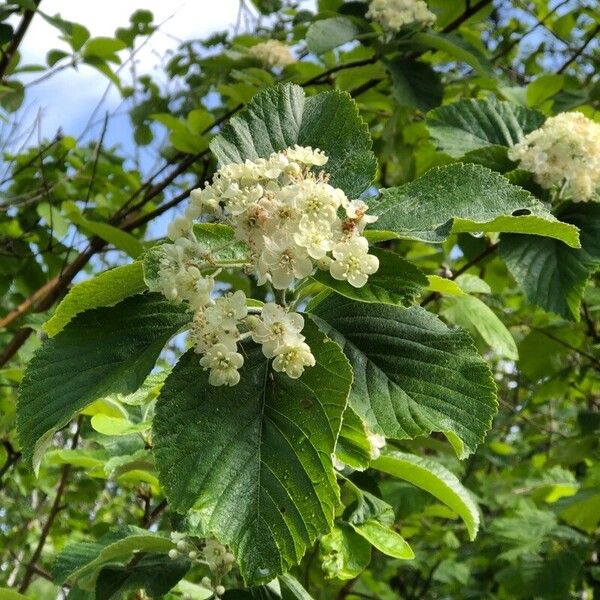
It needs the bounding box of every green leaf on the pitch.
[309,294,497,458]
[83,37,127,61]
[52,526,176,589]
[319,524,371,580]
[500,202,600,320]
[349,519,414,559]
[312,248,427,307]
[95,555,189,600]
[413,32,493,75]
[0,588,29,600]
[335,405,372,470]
[441,295,518,360]
[369,163,580,247]
[210,83,376,198]
[372,450,480,540]
[526,74,564,107]
[278,574,314,600]
[47,48,70,66]
[385,59,443,112]
[153,321,352,584]
[306,17,361,55]
[43,262,147,337]
[36,202,69,238]
[425,275,464,296]
[18,293,189,471]
[426,97,545,157]
[66,210,143,258]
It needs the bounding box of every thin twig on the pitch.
[18,416,83,592]
[0,0,42,82]
[421,243,498,307]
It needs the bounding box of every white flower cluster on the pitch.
[187,146,379,289]
[366,0,436,31]
[152,146,379,386]
[248,40,295,68]
[508,111,600,201]
[168,535,234,597]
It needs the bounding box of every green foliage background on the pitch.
[1,0,599,598]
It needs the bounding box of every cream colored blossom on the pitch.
[200,344,244,386]
[330,236,380,288]
[272,341,316,379]
[367,0,436,31]
[508,111,600,201]
[248,40,295,68]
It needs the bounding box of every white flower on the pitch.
[258,240,314,289]
[367,0,436,31]
[200,344,244,386]
[204,290,248,330]
[248,40,295,68]
[330,236,379,288]
[345,199,379,233]
[251,302,305,357]
[293,216,335,259]
[286,145,328,166]
[367,430,386,459]
[167,215,193,241]
[508,111,600,201]
[272,341,316,379]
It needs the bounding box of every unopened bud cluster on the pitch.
[367,0,436,31]
[152,146,380,387]
[169,534,234,597]
[508,111,600,201]
[248,40,295,68]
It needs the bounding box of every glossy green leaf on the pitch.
[153,321,352,584]
[369,163,580,247]
[313,248,427,307]
[309,295,497,458]
[426,97,545,157]
[43,262,147,337]
[372,450,480,540]
[210,83,376,198]
[350,519,414,559]
[18,293,189,471]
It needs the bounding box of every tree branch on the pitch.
[18,416,83,592]
[0,0,43,82]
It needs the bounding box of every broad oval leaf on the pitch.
[210,83,376,198]
[312,248,427,307]
[153,321,352,584]
[319,524,371,580]
[309,294,497,458]
[441,295,519,360]
[18,293,189,472]
[372,450,480,540]
[52,526,177,589]
[306,17,361,55]
[369,163,580,247]
[426,97,545,157]
[43,262,147,337]
[500,202,600,320]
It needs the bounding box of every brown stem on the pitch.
[0,0,42,82]
[442,0,492,33]
[18,416,83,592]
[421,242,498,307]
[557,23,600,73]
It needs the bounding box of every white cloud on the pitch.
[11,1,242,142]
